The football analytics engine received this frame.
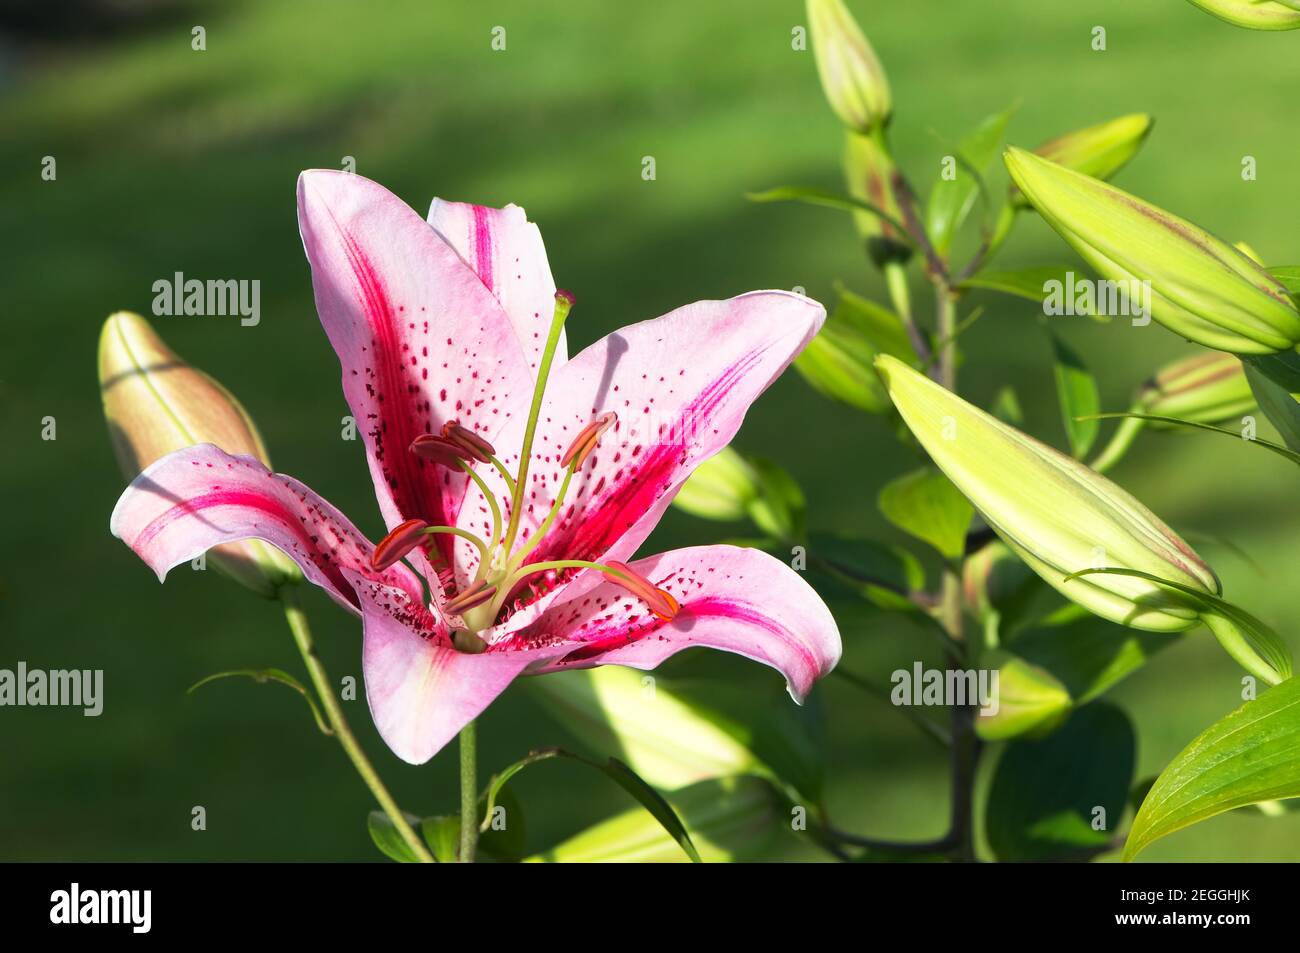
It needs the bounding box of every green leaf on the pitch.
[1085,411,1300,466]
[1267,265,1300,295]
[1068,567,1293,685]
[806,530,925,611]
[878,467,974,560]
[975,651,1071,741]
[1245,348,1300,393]
[476,785,528,862]
[1050,333,1100,457]
[959,265,1095,316]
[419,815,461,862]
[367,810,425,863]
[527,667,760,792]
[746,456,806,541]
[188,667,330,735]
[480,747,702,862]
[746,186,910,236]
[985,703,1135,861]
[527,777,779,863]
[927,103,1018,254]
[794,289,915,415]
[1243,360,1300,453]
[990,385,1024,425]
[1126,677,1300,861]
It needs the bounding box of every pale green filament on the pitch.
[506,463,575,572]
[457,460,503,581]
[501,294,572,556]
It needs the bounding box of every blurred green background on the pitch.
[3,0,1300,861]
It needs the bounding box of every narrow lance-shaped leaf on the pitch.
[188,668,330,735]
[479,747,702,862]
[1068,567,1291,685]
[1050,333,1100,458]
[927,103,1017,254]
[1126,677,1300,862]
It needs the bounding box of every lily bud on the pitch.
[807,0,891,135]
[875,355,1220,632]
[844,131,909,266]
[672,446,760,522]
[1009,114,1153,208]
[98,311,301,595]
[1138,352,1255,425]
[1004,147,1300,355]
[1186,0,1300,30]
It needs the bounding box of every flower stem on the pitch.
[280,587,435,863]
[458,721,478,863]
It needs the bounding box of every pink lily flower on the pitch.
[111,171,842,764]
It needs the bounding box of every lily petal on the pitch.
[297,170,532,566]
[456,291,825,596]
[110,443,423,613]
[427,199,567,373]
[350,568,552,764]
[512,545,842,702]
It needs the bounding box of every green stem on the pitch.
[933,275,980,863]
[459,721,478,862]
[280,587,435,863]
[502,294,572,555]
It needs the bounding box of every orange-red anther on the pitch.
[560,412,617,469]
[600,560,680,621]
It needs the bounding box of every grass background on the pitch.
[2,0,1300,861]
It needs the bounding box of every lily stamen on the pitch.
[371,518,430,571]
[599,560,681,620]
[440,420,495,463]
[560,411,617,469]
[410,433,478,466]
[497,558,680,622]
[371,519,492,572]
[444,579,498,615]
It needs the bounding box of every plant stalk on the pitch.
[459,721,478,862]
[280,587,435,863]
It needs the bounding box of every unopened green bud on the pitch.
[1138,352,1255,425]
[807,0,891,134]
[844,131,910,266]
[1005,147,1300,355]
[876,355,1220,632]
[1010,113,1152,208]
[98,311,301,596]
[1187,0,1300,30]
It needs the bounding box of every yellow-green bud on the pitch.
[1005,147,1300,355]
[844,130,910,266]
[1186,0,1300,30]
[876,355,1220,632]
[1010,114,1152,208]
[1139,352,1255,425]
[98,311,301,596]
[807,0,891,134]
